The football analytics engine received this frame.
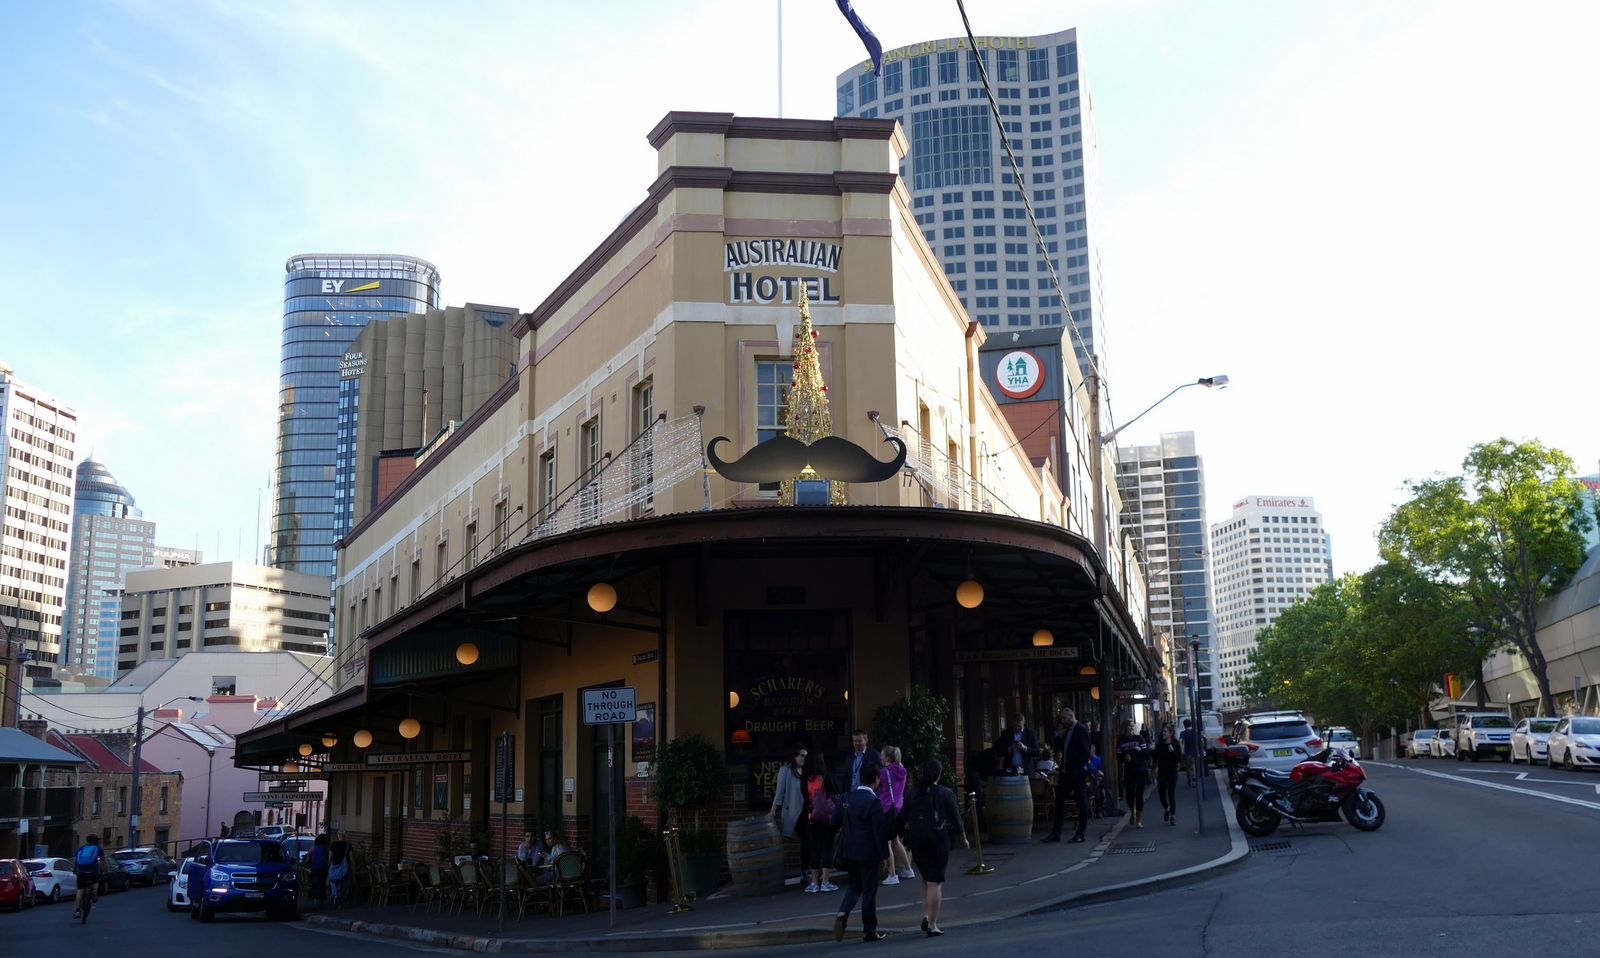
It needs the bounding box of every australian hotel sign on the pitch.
[725,239,842,305]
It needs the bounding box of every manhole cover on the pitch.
[1106,842,1156,854]
[1249,841,1295,855]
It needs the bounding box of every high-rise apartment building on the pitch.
[64,458,155,677]
[1212,495,1333,711]
[271,254,442,577]
[116,561,331,673]
[1115,432,1215,710]
[334,302,519,541]
[0,361,77,676]
[834,29,1106,374]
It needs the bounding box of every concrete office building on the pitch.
[834,28,1106,374]
[1116,432,1216,711]
[63,458,155,677]
[0,361,77,675]
[1211,495,1333,711]
[335,302,520,540]
[271,254,442,577]
[116,561,331,673]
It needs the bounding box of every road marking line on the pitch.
[1370,761,1600,811]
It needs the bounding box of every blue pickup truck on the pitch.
[184,839,300,922]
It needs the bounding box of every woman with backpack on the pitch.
[767,744,811,885]
[898,759,967,937]
[803,751,840,893]
[308,833,330,908]
[876,745,913,885]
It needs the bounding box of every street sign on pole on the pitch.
[582,687,637,725]
[580,687,634,929]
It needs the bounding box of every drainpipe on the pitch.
[965,322,980,478]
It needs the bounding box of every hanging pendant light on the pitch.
[956,580,984,609]
[298,742,314,756]
[1032,629,1054,647]
[728,691,740,708]
[455,642,480,665]
[283,762,299,773]
[322,733,338,748]
[399,717,422,739]
[353,729,373,749]
[588,582,618,613]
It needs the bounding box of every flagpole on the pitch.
[777,0,783,117]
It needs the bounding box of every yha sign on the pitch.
[995,349,1046,399]
[724,239,843,305]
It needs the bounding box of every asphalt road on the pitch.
[8,759,1600,957]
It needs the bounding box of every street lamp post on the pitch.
[1189,636,1206,834]
[0,615,33,729]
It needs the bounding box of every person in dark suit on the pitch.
[840,729,884,793]
[994,713,1041,776]
[831,762,890,943]
[1043,706,1092,843]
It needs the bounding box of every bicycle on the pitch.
[78,884,93,924]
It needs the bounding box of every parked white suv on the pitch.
[1453,713,1514,762]
[1231,711,1323,772]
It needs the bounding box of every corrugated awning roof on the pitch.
[0,727,86,765]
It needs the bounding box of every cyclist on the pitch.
[71,833,103,920]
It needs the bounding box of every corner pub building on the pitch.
[237,112,1156,872]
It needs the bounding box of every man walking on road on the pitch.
[1044,707,1092,844]
[832,762,890,942]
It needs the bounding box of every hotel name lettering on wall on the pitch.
[725,239,842,306]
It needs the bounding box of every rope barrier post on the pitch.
[965,790,994,875]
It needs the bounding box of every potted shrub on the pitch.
[613,815,662,909]
[650,733,727,898]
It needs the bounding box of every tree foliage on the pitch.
[1379,438,1592,716]
[649,733,725,819]
[870,686,950,773]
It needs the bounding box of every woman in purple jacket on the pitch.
[876,745,914,884]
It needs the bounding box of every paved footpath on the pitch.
[307,771,1243,952]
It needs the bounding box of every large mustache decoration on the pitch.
[706,434,907,484]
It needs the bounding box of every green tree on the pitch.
[870,686,950,773]
[649,733,725,833]
[1380,438,1592,717]
[1349,560,1482,727]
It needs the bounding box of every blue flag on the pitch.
[835,0,883,76]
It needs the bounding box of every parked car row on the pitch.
[20,856,132,904]
[0,860,36,911]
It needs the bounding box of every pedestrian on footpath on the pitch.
[327,832,352,908]
[804,752,840,893]
[841,730,884,792]
[877,745,914,885]
[899,759,968,937]
[1044,706,1092,843]
[1117,721,1151,828]
[308,833,330,908]
[1152,724,1183,825]
[831,763,890,943]
[767,743,811,880]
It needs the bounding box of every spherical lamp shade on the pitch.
[283,762,299,774]
[399,717,422,739]
[1032,629,1054,647]
[731,729,752,744]
[1079,666,1097,676]
[1090,687,1101,700]
[956,580,985,609]
[322,733,338,748]
[298,742,314,756]
[455,642,480,666]
[353,729,373,749]
[587,582,618,613]
[728,691,740,709]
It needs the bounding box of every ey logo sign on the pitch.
[321,280,381,294]
[995,350,1045,399]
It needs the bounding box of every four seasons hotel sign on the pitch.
[725,239,843,305]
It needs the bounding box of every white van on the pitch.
[1202,711,1226,761]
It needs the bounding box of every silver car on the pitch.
[1231,711,1324,772]
[1511,717,1557,764]
[1546,716,1600,770]
[113,847,176,886]
[1406,729,1438,758]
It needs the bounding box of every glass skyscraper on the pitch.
[271,254,441,576]
[64,458,154,677]
[833,28,1106,376]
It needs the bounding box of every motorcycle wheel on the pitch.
[1343,792,1385,831]
[1236,799,1281,837]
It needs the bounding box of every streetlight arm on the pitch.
[1100,376,1229,447]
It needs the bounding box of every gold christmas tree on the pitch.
[780,283,847,505]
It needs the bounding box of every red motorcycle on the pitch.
[1225,746,1385,837]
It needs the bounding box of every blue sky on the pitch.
[1,1,1596,573]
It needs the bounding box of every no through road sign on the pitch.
[582,686,637,725]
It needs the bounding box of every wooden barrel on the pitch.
[725,816,785,897]
[987,773,1034,843]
